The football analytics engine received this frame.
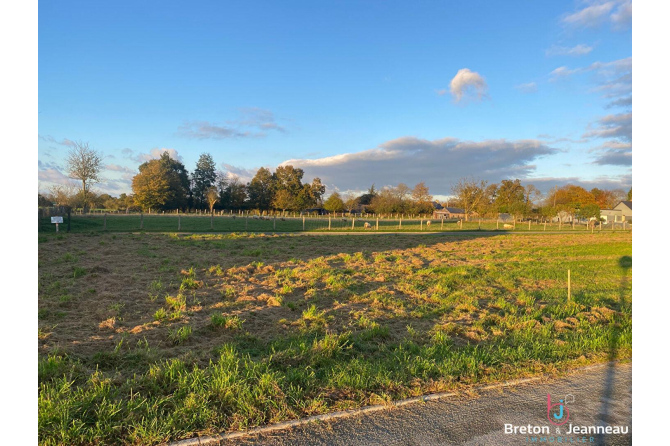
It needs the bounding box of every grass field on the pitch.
[38,231,632,445]
[38,214,621,234]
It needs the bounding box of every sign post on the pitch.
[51,216,63,232]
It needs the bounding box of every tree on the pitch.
[206,186,218,214]
[247,167,275,210]
[66,141,103,213]
[452,178,488,221]
[220,175,247,210]
[309,177,326,205]
[627,188,632,201]
[273,165,304,196]
[132,158,186,211]
[411,182,433,214]
[344,192,360,213]
[323,192,345,213]
[494,179,527,216]
[49,183,78,209]
[272,189,295,213]
[191,153,217,209]
[545,184,596,217]
[358,184,377,206]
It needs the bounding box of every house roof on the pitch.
[436,207,465,214]
[619,200,632,210]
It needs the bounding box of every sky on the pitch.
[37,0,633,200]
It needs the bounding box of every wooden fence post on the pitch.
[421,220,423,231]
[399,218,402,230]
[528,220,531,230]
[302,216,305,231]
[178,215,181,231]
[441,219,444,230]
[544,221,546,231]
[376,218,379,230]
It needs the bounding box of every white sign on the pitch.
[51,216,64,224]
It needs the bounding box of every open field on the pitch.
[38,231,632,445]
[38,214,629,234]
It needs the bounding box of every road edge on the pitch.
[169,361,626,445]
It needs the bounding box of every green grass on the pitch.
[38,214,618,234]
[38,231,632,445]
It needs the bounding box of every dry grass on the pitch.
[38,231,632,445]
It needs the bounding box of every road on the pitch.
[217,362,632,446]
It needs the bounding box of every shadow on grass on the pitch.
[595,255,631,445]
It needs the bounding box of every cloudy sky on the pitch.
[38,0,632,199]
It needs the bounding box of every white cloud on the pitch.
[583,113,632,141]
[562,1,631,30]
[515,82,538,93]
[448,68,488,102]
[178,107,286,139]
[105,164,136,174]
[123,148,183,163]
[549,66,581,81]
[280,136,558,194]
[546,44,594,57]
[38,167,73,186]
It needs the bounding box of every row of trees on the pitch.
[130,153,326,213]
[449,178,630,221]
[40,142,631,218]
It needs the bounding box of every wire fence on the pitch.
[38,211,633,234]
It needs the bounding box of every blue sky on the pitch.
[38,0,632,199]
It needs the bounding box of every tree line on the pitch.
[39,142,631,219]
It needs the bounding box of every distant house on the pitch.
[601,201,632,224]
[433,207,466,219]
[432,201,444,210]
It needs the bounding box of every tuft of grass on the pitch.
[210,314,245,330]
[167,325,192,345]
[72,266,87,278]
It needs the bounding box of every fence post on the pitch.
[497,220,499,230]
[441,219,444,230]
[178,214,181,231]
[612,220,615,231]
[302,216,305,231]
[544,221,547,231]
[376,218,379,230]
[104,213,107,230]
[328,216,331,231]
[352,218,355,230]
[399,218,402,230]
[421,220,423,231]
[478,219,481,230]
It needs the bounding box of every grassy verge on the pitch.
[38,232,632,445]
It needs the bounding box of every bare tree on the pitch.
[49,183,78,209]
[66,141,103,213]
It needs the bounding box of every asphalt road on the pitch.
[220,362,632,446]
